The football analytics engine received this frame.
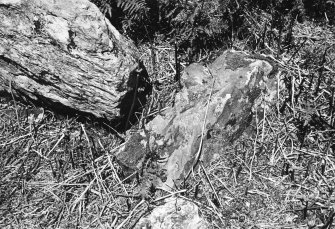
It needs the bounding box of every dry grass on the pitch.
[0,100,127,228]
[1,21,335,228]
[179,21,335,228]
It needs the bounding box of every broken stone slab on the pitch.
[134,197,209,229]
[0,0,150,120]
[116,50,277,190]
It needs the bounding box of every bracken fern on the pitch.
[90,0,148,19]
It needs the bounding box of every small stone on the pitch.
[134,197,209,229]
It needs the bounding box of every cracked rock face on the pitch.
[116,50,277,190]
[0,0,150,120]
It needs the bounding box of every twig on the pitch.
[116,199,145,229]
[212,174,236,198]
[152,189,187,203]
[9,80,19,121]
[81,124,94,160]
[70,177,96,212]
[200,162,222,208]
[107,155,128,195]
[185,67,216,180]
[46,133,65,158]
[249,107,259,180]
[0,133,31,147]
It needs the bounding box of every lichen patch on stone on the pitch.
[116,50,276,190]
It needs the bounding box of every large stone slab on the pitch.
[0,0,150,120]
[116,50,277,190]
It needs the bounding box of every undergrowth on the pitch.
[1,1,335,229]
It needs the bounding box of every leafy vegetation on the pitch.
[91,0,334,60]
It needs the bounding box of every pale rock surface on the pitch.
[0,0,150,120]
[116,50,277,190]
[135,197,208,229]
